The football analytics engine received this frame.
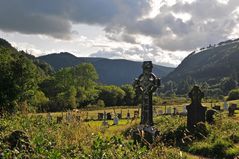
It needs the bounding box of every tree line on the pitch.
[0,47,138,113]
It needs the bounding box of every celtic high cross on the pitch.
[133,61,160,126]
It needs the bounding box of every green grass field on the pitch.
[1,100,239,158]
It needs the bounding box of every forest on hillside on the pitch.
[1,38,239,114]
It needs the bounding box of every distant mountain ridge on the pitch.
[38,52,174,85]
[164,39,239,84]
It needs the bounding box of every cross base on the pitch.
[131,124,159,147]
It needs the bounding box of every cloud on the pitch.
[90,44,188,67]
[0,0,150,39]
[103,0,239,51]
[1,0,239,66]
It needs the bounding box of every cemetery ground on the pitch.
[1,100,239,158]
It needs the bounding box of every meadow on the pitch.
[1,100,239,159]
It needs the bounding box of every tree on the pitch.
[98,85,125,106]
[227,88,239,101]
[121,84,135,106]
[0,48,42,113]
[220,77,238,95]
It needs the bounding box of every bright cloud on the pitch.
[0,0,238,67]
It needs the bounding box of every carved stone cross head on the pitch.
[188,85,204,105]
[133,61,160,95]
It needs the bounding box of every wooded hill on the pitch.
[165,39,239,84]
[38,52,174,85]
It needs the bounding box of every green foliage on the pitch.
[227,88,239,101]
[98,85,126,106]
[220,77,238,95]
[121,84,136,106]
[0,48,44,113]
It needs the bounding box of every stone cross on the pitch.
[133,61,160,126]
[186,86,207,130]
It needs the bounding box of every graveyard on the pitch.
[1,99,239,158]
[1,61,239,159]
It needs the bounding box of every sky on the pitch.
[0,0,239,67]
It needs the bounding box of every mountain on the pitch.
[38,52,174,85]
[164,39,239,84]
[0,38,53,75]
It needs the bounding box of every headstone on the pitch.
[102,120,109,127]
[106,113,112,120]
[134,111,139,118]
[56,116,63,123]
[183,106,187,114]
[47,112,52,123]
[228,104,237,116]
[173,107,178,115]
[166,107,172,114]
[158,110,163,115]
[117,113,122,119]
[103,111,107,120]
[132,61,160,146]
[98,113,104,120]
[186,86,207,130]
[113,116,119,125]
[127,110,130,120]
[66,110,73,122]
[206,109,218,124]
[223,101,228,111]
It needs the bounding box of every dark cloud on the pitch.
[0,0,150,39]
[0,0,238,52]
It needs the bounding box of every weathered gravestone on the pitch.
[127,110,130,120]
[173,107,178,115]
[166,107,172,115]
[102,111,109,127]
[228,104,237,116]
[158,110,163,115]
[134,111,139,118]
[223,101,228,111]
[47,112,52,123]
[107,113,112,120]
[98,113,104,120]
[132,61,160,145]
[113,115,119,125]
[186,86,207,130]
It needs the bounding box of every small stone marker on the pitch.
[103,111,107,120]
[223,101,228,111]
[166,107,172,114]
[113,115,119,125]
[183,106,187,114]
[117,113,122,119]
[102,111,109,127]
[158,110,163,115]
[107,113,112,120]
[134,111,139,118]
[47,112,52,123]
[173,107,178,115]
[206,109,218,124]
[98,113,104,120]
[57,116,63,123]
[228,104,237,116]
[127,110,130,120]
[186,86,207,130]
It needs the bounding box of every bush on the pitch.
[227,88,239,101]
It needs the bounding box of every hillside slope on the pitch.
[165,40,239,83]
[38,52,174,85]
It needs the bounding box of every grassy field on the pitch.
[1,100,239,158]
